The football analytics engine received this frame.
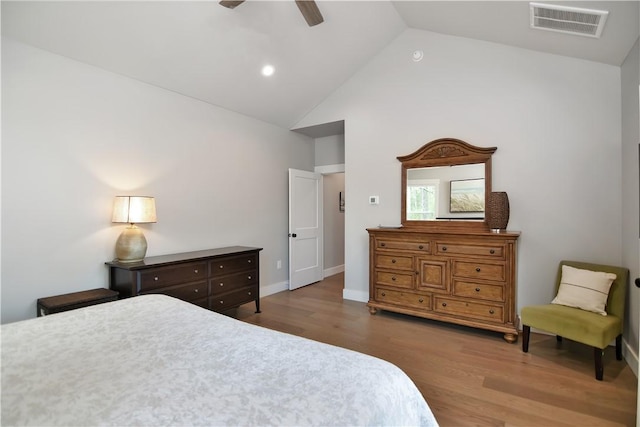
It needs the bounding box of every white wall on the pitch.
[315,134,345,166]
[621,37,640,372]
[1,38,314,323]
[296,29,623,312]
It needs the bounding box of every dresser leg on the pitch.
[503,332,518,343]
[368,306,378,315]
[255,299,261,313]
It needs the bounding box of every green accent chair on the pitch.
[521,260,629,381]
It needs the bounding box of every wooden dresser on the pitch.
[107,246,262,313]
[367,228,519,342]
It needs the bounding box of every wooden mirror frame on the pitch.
[399,138,497,231]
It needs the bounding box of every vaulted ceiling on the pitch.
[2,1,638,130]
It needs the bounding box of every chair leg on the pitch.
[616,335,622,360]
[594,347,604,381]
[522,325,530,352]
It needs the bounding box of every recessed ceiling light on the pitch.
[261,65,275,77]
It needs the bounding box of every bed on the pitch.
[2,294,438,426]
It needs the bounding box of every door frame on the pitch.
[316,164,346,279]
[287,164,345,290]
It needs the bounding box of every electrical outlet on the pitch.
[276,260,282,269]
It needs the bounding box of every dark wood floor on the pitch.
[230,273,637,426]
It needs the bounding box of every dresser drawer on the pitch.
[452,280,504,302]
[139,262,207,291]
[435,242,504,259]
[209,254,257,277]
[434,297,504,323]
[375,271,413,289]
[376,288,431,310]
[141,281,208,302]
[452,260,505,281]
[210,270,258,295]
[210,286,258,311]
[375,254,413,270]
[377,239,430,253]
[192,296,209,309]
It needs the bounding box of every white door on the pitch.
[288,169,323,290]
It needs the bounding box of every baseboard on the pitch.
[623,338,639,378]
[324,264,344,277]
[261,280,289,297]
[343,288,368,303]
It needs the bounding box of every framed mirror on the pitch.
[399,138,496,230]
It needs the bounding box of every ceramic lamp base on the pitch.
[115,225,147,263]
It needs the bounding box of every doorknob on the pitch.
[289,233,297,238]
[635,278,640,288]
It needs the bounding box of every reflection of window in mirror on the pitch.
[407,179,439,220]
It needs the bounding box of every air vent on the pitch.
[529,2,608,38]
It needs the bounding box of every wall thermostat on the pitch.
[369,196,379,205]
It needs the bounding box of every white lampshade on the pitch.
[112,196,157,224]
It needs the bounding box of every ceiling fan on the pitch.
[219,1,324,27]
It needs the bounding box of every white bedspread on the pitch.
[2,295,437,426]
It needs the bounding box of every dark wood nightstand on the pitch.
[37,288,119,317]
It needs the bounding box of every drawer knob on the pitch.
[475,287,480,292]
[219,283,224,287]
[391,276,396,281]
[194,269,199,273]
[490,249,495,254]
[381,292,386,297]
[248,259,252,263]
[489,309,495,314]
[248,291,252,295]
[194,289,199,293]
[476,267,481,272]
[442,302,447,307]
[442,246,447,251]
[380,243,386,247]
[220,300,224,304]
[219,265,224,269]
[392,259,396,263]
[154,276,159,281]
[418,245,424,249]
[248,275,252,280]
[419,298,424,303]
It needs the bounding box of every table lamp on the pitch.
[112,196,157,263]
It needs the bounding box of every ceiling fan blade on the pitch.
[295,0,324,27]
[219,1,245,9]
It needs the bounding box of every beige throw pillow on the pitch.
[551,265,616,316]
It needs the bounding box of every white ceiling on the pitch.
[2,1,638,131]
